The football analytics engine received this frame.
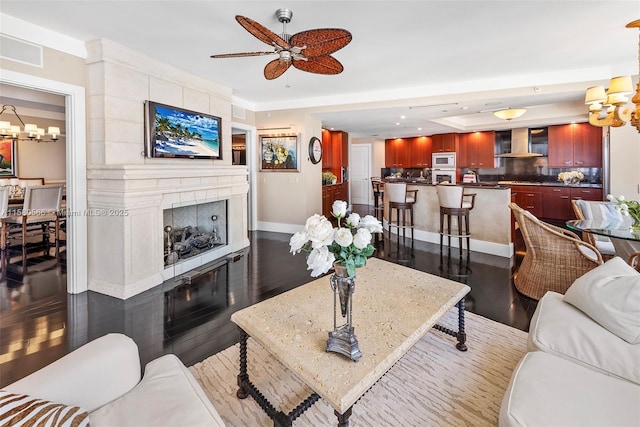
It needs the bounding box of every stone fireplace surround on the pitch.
[87,164,249,300]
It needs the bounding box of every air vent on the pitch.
[232,105,246,119]
[0,35,43,68]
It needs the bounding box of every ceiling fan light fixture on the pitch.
[493,108,527,121]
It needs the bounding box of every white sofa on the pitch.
[500,257,640,426]
[3,333,225,426]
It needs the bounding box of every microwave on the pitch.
[432,152,456,169]
[432,169,457,184]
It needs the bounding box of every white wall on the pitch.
[255,109,323,233]
[609,125,640,199]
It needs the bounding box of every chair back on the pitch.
[0,186,9,219]
[18,177,45,187]
[509,202,602,299]
[23,185,63,214]
[371,178,384,194]
[436,184,464,208]
[385,182,408,203]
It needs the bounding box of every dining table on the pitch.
[566,217,640,242]
[567,217,640,268]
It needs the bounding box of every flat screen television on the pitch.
[145,101,222,159]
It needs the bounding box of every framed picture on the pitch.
[144,101,222,160]
[0,139,16,177]
[259,134,300,171]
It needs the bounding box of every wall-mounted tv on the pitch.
[145,101,222,159]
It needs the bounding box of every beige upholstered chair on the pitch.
[509,202,603,300]
[571,199,619,259]
[0,187,10,251]
[436,184,476,256]
[6,185,63,250]
[385,182,417,242]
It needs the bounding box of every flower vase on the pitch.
[327,262,362,361]
[333,263,351,317]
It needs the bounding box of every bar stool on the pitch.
[436,184,476,257]
[385,182,417,244]
[371,178,384,221]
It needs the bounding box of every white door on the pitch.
[350,145,371,205]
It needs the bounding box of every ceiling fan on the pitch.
[210,9,352,80]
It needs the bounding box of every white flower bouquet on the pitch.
[557,171,584,184]
[289,201,383,277]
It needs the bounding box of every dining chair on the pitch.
[571,199,620,260]
[0,187,10,251]
[509,202,603,300]
[5,185,64,253]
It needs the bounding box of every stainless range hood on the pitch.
[495,128,543,158]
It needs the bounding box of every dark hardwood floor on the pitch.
[0,205,537,388]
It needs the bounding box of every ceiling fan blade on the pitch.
[264,59,291,80]
[289,29,352,57]
[236,15,290,50]
[210,51,276,59]
[293,55,344,75]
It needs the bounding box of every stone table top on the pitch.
[230,257,471,414]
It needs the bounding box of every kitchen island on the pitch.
[383,180,513,257]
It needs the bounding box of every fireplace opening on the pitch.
[163,200,227,267]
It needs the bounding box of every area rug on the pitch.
[189,309,528,426]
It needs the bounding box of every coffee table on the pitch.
[231,257,471,426]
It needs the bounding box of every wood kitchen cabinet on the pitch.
[542,186,603,220]
[322,183,348,219]
[431,133,459,153]
[548,124,602,168]
[410,136,432,167]
[385,138,410,167]
[459,131,495,168]
[570,187,603,202]
[542,186,572,220]
[511,185,543,218]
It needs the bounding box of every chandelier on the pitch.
[0,104,61,142]
[584,19,640,132]
[493,108,527,121]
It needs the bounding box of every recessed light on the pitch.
[395,122,400,125]
[417,127,422,131]
[400,115,406,119]
[461,106,469,110]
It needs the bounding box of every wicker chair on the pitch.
[509,202,603,300]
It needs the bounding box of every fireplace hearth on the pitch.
[163,201,227,267]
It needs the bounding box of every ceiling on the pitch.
[1,1,639,139]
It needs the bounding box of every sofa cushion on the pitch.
[499,351,640,427]
[528,291,640,385]
[564,256,640,344]
[0,390,90,426]
[90,354,224,426]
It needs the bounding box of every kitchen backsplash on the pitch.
[380,156,602,185]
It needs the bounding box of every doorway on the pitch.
[350,144,372,205]
[1,69,88,294]
[231,123,257,231]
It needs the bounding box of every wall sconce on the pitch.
[585,19,640,132]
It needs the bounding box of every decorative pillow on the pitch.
[564,256,640,344]
[0,390,90,426]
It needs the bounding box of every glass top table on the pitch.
[566,218,640,242]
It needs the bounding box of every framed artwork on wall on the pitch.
[0,139,16,177]
[259,134,300,172]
